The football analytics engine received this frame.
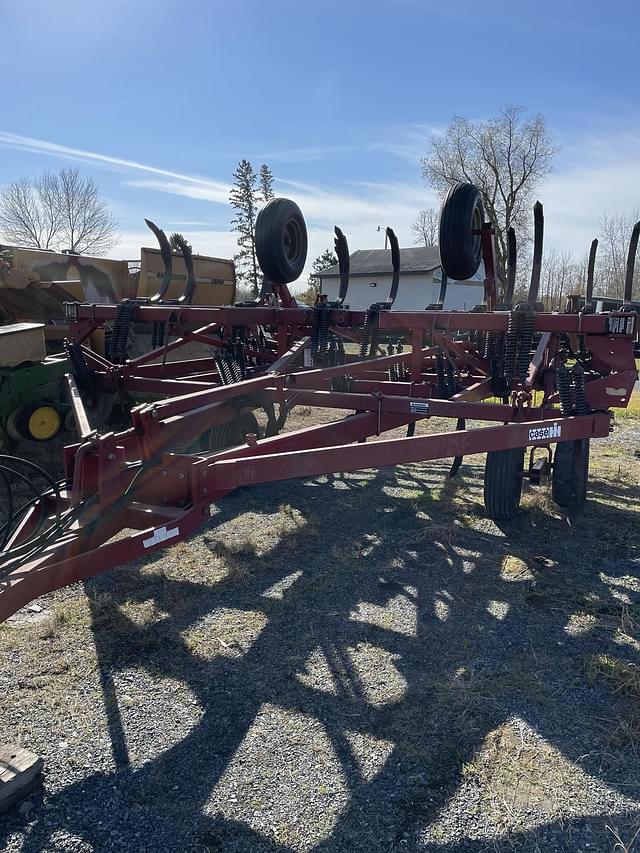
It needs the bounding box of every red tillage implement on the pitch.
[0,185,637,622]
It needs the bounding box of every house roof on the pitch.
[318,246,441,278]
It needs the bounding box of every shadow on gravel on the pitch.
[2,460,640,852]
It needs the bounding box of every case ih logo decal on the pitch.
[608,315,636,335]
[528,423,562,442]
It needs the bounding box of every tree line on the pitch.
[2,118,635,305]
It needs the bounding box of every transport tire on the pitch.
[552,439,589,508]
[255,198,308,283]
[483,446,525,521]
[200,412,261,452]
[439,182,484,281]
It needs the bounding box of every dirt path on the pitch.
[1,412,639,852]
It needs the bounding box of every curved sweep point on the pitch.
[145,219,173,302]
[624,221,640,304]
[586,238,598,306]
[172,235,197,304]
[334,226,350,304]
[385,227,400,307]
[437,271,448,306]
[504,227,517,307]
[528,202,544,306]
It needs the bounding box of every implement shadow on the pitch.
[1,455,639,852]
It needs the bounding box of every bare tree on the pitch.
[596,210,640,299]
[421,106,555,279]
[57,169,118,255]
[0,175,60,249]
[411,208,439,247]
[0,168,118,255]
[540,249,576,310]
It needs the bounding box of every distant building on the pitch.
[318,245,485,310]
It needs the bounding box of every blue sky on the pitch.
[1,0,639,286]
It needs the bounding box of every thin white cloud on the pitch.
[257,125,437,166]
[3,127,639,290]
[0,131,229,196]
[124,178,229,205]
[112,228,237,263]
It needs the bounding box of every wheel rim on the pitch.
[28,405,61,441]
[283,218,304,267]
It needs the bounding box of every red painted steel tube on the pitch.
[0,408,613,623]
[378,311,624,334]
[208,413,611,492]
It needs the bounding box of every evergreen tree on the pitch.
[308,248,338,294]
[169,232,192,253]
[259,164,275,203]
[229,159,260,295]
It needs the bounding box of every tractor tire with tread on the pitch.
[483,446,525,521]
[552,439,589,508]
[439,182,485,282]
[255,198,308,284]
[199,413,261,452]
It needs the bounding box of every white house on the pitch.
[318,246,485,311]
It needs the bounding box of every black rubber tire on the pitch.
[483,446,525,521]
[255,198,308,283]
[552,439,589,508]
[200,413,261,452]
[439,182,484,281]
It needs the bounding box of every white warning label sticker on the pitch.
[143,525,180,549]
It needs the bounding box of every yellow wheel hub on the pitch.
[27,405,61,441]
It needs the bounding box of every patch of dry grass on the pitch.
[587,654,640,698]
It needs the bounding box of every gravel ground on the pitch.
[1,404,639,852]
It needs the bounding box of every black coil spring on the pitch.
[484,331,496,361]
[106,300,137,364]
[557,365,573,415]
[319,309,330,358]
[360,307,380,359]
[232,340,247,379]
[311,304,331,362]
[503,310,521,385]
[311,306,321,356]
[63,339,93,398]
[517,312,533,381]
[573,365,588,415]
[517,311,535,380]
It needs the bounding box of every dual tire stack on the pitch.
[483,440,590,521]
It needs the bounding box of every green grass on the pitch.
[614,392,640,420]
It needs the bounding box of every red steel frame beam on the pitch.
[67,302,630,336]
[1,293,637,623]
[0,410,611,623]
